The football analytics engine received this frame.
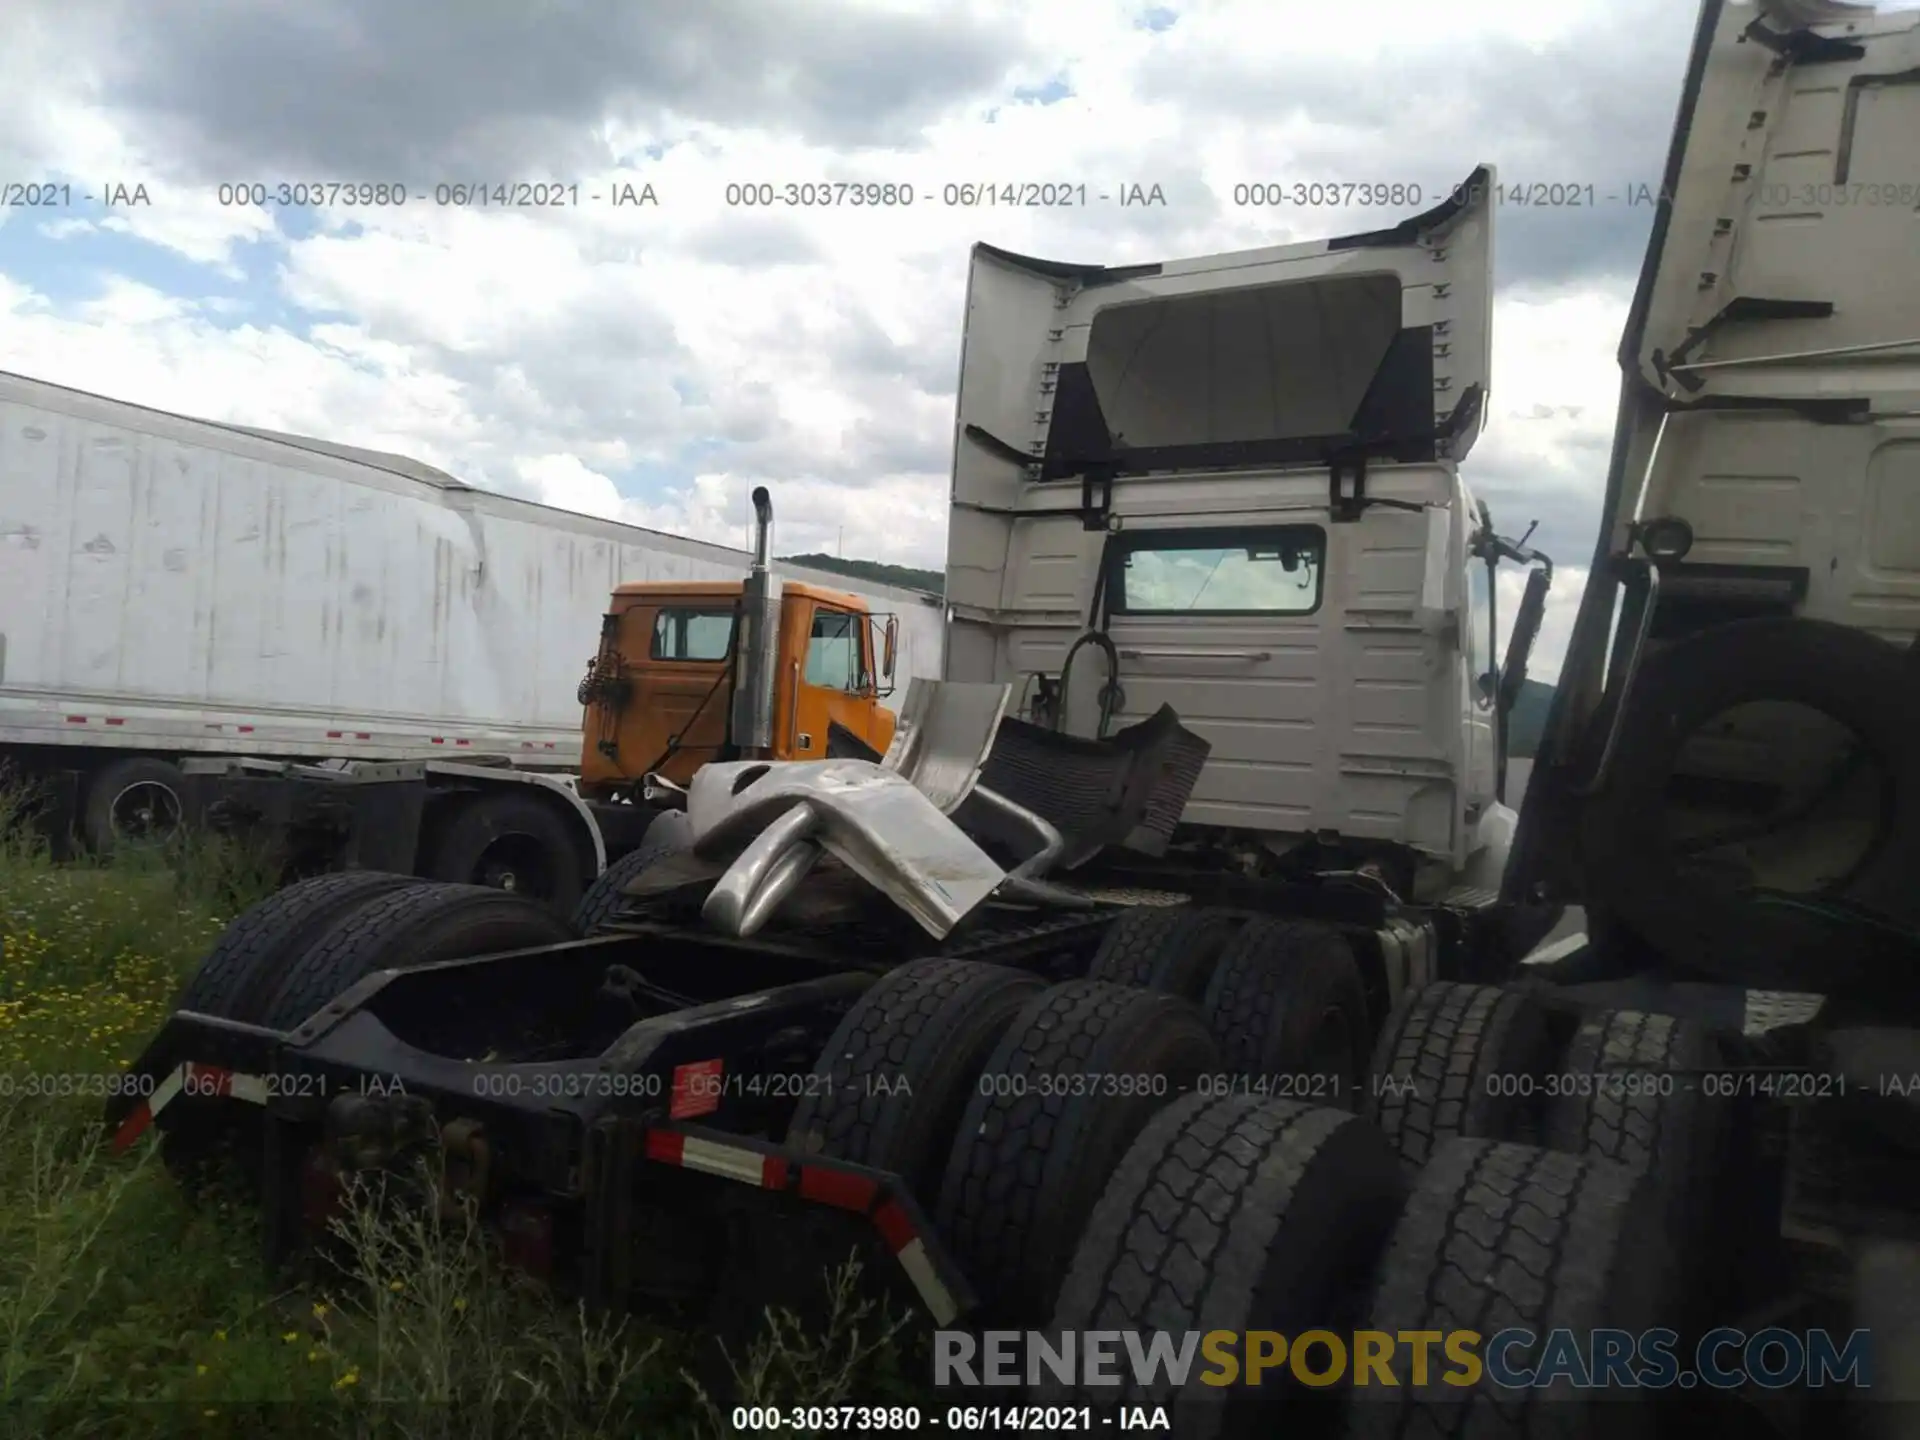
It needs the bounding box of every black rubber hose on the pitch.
[1055,629,1121,739]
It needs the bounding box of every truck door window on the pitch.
[804,609,862,691]
[1110,526,1326,615]
[651,608,735,662]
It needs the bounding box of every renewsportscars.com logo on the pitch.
[933,1328,1873,1391]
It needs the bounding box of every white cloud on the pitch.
[0,0,1690,661]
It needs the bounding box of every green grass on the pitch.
[0,778,916,1438]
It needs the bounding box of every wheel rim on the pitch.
[471,834,557,900]
[110,780,182,840]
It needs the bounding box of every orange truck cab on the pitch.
[576,489,899,803]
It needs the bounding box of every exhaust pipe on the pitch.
[730,486,779,754]
[750,485,773,569]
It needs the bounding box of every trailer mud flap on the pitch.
[635,1123,974,1326]
[102,1011,290,1151]
[967,704,1211,867]
[110,1061,277,1154]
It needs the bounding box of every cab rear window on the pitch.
[1109,526,1325,615]
[651,608,735,661]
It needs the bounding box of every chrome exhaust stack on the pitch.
[730,486,779,755]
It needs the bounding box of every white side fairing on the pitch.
[1611,0,1920,641]
[943,173,1498,866]
[1511,0,1920,900]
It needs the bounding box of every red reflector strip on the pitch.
[455,739,471,747]
[639,1129,963,1326]
[237,725,254,734]
[670,1059,723,1119]
[327,731,343,739]
[105,717,125,726]
[431,737,446,745]
[643,1130,782,1187]
[66,715,86,724]
[355,732,370,740]
[111,1103,154,1154]
[872,1199,916,1253]
[108,1061,272,1155]
[798,1166,879,1214]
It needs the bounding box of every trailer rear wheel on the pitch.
[572,811,692,935]
[83,755,185,851]
[1344,1138,1671,1439]
[1202,918,1370,1111]
[1365,980,1551,1170]
[934,980,1219,1324]
[1544,1009,1728,1306]
[257,881,579,1031]
[787,959,1045,1204]
[1042,1094,1405,1437]
[1086,905,1244,1000]
[426,792,588,914]
[173,869,418,1022]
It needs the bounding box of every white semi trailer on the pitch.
[0,369,946,907]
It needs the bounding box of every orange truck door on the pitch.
[779,602,879,758]
[632,603,736,783]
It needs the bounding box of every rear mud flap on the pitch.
[624,1124,975,1327]
[103,1011,290,1150]
[964,705,1211,868]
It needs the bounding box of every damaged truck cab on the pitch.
[942,172,1551,906]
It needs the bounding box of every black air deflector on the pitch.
[1036,275,1442,481]
[961,706,1213,867]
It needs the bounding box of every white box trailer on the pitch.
[0,369,945,902]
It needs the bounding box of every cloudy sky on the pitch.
[2,0,1753,681]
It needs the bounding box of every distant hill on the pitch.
[1506,679,1556,758]
[781,553,944,596]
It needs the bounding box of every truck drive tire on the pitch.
[787,959,1046,1204]
[160,869,422,1192]
[1086,905,1245,1000]
[426,791,588,915]
[1042,1094,1406,1438]
[1544,1009,1728,1314]
[1344,1138,1672,1440]
[1202,918,1371,1111]
[571,810,692,935]
[82,755,186,851]
[935,979,1219,1325]
[1578,617,1920,992]
[1365,981,1551,1170]
[257,881,579,1032]
[173,869,419,1022]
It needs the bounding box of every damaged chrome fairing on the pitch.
[687,681,1061,940]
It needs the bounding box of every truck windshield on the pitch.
[1111,526,1325,615]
